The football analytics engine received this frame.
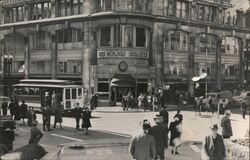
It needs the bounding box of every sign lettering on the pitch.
[97,50,149,58]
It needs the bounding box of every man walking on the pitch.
[72,103,82,130]
[42,105,52,131]
[221,110,233,139]
[130,121,156,160]
[28,120,43,145]
[150,116,168,160]
[159,105,169,125]
[1,99,8,115]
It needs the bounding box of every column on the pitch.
[239,39,244,88]
[50,31,57,79]
[216,37,222,90]
[24,37,29,79]
[82,20,92,104]
[188,35,195,97]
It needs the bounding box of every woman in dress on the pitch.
[82,107,92,135]
[169,117,182,155]
[53,102,63,129]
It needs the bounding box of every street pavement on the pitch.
[12,106,249,160]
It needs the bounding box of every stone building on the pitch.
[0,0,249,104]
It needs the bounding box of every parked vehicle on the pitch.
[233,91,250,105]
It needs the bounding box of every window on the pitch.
[58,60,82,74]
[4,6,24,23]
[135,0,143,11]
[99,0,112,11]
[136,27,146,47]
[29,60,51,74]
[57,0,83,17]
[210,7,216,22]
[100,27,111,46]
[32,31,50,50]
[164,30,188,51]
[115,0,133,11]
[57,28,83,44]
[30,2,51,20]
[199,34,216,53]
[198,5,205,20]
[168,0,175,16]
[4,33,25,52]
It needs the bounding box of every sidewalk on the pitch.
[94,105,193,113]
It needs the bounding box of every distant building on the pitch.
[0,0,249,104]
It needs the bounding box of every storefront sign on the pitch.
[97,50,149,59]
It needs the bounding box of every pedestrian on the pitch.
[53,102,63,129]
[169,117,182,155]
[153,94,160,111]
[198,96,204,116]
[72,103,82,130]
[160,93,165,110]
[13,100,21,122]
[27,107,37,127]
[159,105,169,125]
[123,95,129,111]
[20,100,28,125]
[8,99,15,116]
[174,109,183,124]
[208,97,215,114]
[194,97,199,116]
[178,94,184,110]
[221,110,233,139]
[28,120,43,145]
[82,107,92,135]
[42,105,52,131]
[143,94,148,111]
[241,103,248,119]
[128,93,134,109]
[1,99,8,115]
[217,99,226,118]
[201,124,226,160]
[90,93,98,110]
[150,116,168,160]
[129,121,156,160]
[147,93,153,111]
[138,93,143,109]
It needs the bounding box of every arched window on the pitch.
[164,30,188,51]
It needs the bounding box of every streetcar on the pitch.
[13,79,85,116]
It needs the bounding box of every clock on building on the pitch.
[118,61,128,72]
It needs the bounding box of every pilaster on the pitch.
[216,37,222,91]
[50,31,58,79]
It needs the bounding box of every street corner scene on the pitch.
[0,0,250,160]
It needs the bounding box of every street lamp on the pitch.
[3,54,13,98]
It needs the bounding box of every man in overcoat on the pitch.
[150,116,168,160]
[72,103,82,130]
[221,110,233,139]
[130,122,156,160]
[42,105,52,131]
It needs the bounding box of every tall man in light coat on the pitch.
[130,121,156,160]
[221,110,233,139]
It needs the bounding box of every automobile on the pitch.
[233,91,250,105]
[202,91,240,109]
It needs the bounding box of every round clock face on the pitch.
[119,61,128,72]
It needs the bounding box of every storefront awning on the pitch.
[110,74,135,87]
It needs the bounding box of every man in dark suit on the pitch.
[159,105,169,125]
[42,105,52,131]
[72,103,82,130]
[150,116,168,160]
[221,110,233,139]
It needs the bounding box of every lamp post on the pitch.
[3,54,13,98]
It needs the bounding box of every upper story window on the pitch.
[199,34,216,53]
[57,0,83,17]
[99,25,149,48]
[164,30,188,51]
[4,6,24,23]
[115,0,133,11]
[198,5,205,21]
[29,2,51,20]
[221,37,239,55]
[57,28,83,49]
[4,33,25,52]
[99,0,112,11]
[31,31,50,51]
[168,0,175,16]
[176,1,188,19]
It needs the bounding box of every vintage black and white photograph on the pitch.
[0,0,249,159]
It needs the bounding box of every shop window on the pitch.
[136,27,146,47]
[100,26,111,46]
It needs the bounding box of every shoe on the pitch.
[171,150,174,154]
[175,151,179,155]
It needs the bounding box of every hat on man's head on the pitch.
[210,124,218,130]
[225,110,232,115]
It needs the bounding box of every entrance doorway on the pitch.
[137,83,148,95]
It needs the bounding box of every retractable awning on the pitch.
[110,74,135,87]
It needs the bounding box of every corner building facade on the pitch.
[0,0,249,104]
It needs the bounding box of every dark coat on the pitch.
[14,103,21,121]
[1,101,8,115]
[82,111,91,128]
[28,126,43,144]
[174,113,183,123]
[72,107,82,118]
[54,106,63,123]
[27,109,37,127]
[221,116,233,138]
[90,95,98,108]
[8,102,15,115]
[130,132,156,160]
[150,123,168,159]
[169,121,181,146]
[42,107,52,118]
[20,104,28,119]
[159,109,169,125]
[201,134,226,160]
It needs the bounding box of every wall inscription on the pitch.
[97,50,149,59]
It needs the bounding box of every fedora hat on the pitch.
[210,124,218,130]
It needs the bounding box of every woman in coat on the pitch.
[14,100,21,121]
[82,107,91,135]
[169,117,182,154]
[20,100,28,125]
[53,102,63,129]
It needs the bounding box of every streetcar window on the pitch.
[78,88,82,99]
[72,88,76,99]
[66,89,70,99]
[66,101,71,108]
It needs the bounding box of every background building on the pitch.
[0,0,249,105]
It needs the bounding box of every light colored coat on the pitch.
[130,132,156,160]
